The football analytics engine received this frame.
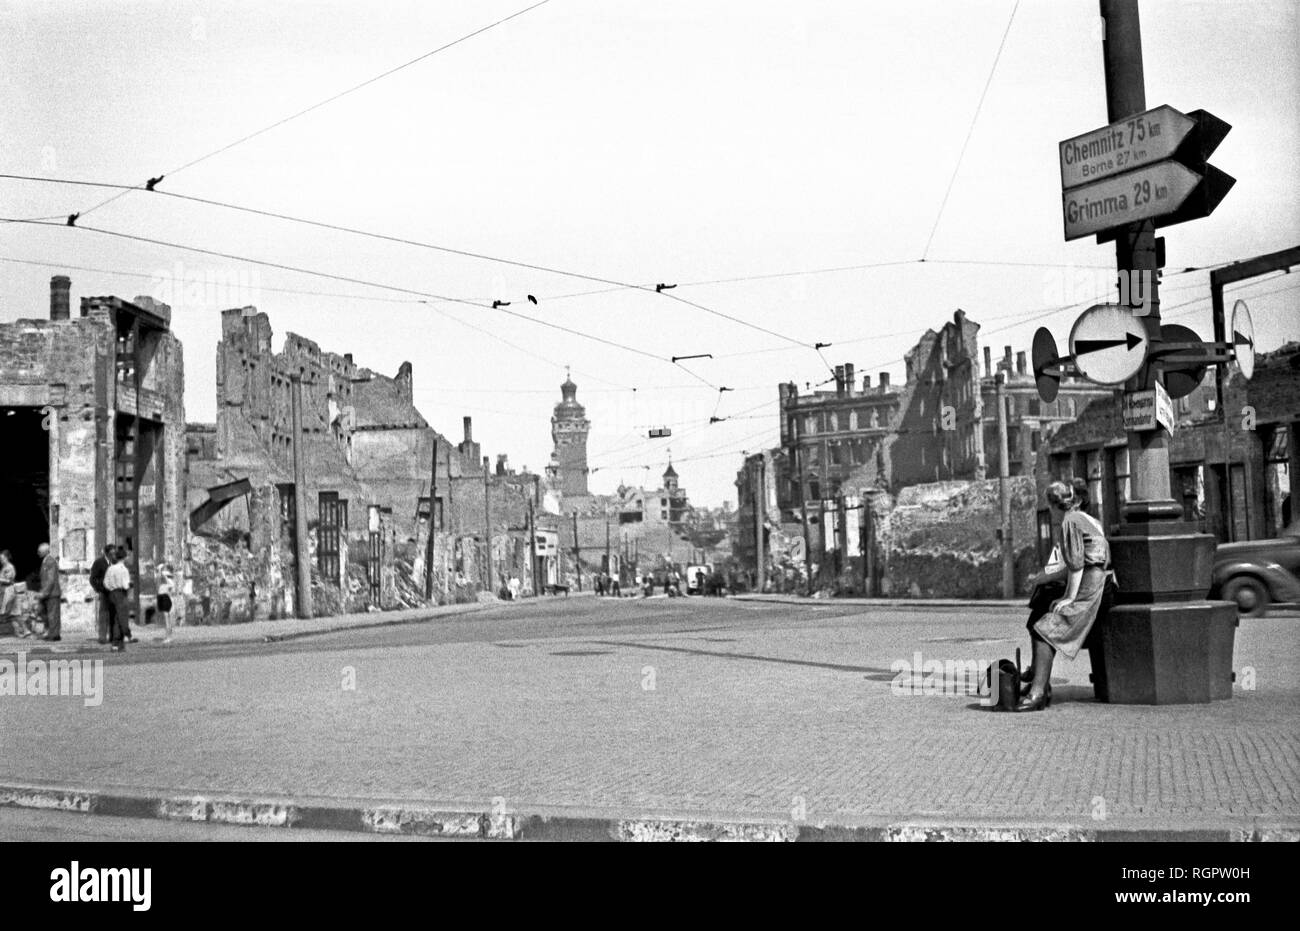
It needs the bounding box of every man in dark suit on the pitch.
[37,542,61,641]
[89,544,114,644]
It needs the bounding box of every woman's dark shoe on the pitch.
[1016,684,1052,711]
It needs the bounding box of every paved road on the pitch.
[2,595,1297,837]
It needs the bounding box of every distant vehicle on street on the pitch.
[1211,519,1300,617]
[685,564,711,595]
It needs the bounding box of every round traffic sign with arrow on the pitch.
[1068,303,1148,386]
[1232,299,1255,380]
[1032,327,1061,403]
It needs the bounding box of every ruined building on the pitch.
[0,276,186,631]
[186,309,422,620]
[746,308,1112,597]
[186,308,549,618]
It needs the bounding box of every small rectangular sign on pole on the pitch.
[1154,379,1175,433]
[1121,385,1175,434]
[1121,390,1158,432]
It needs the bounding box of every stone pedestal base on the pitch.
[1089,601,1238,704]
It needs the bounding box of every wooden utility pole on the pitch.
[289,374,313,619]
[995,367,1014,597]
[423,437,438,599]
[794,420,814,596]
[482,455,492,595]
[753,454,766,593]
[572,510,581,591]
[443,449,452,594]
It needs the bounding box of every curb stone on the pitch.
[730,595,1025,609]
[2,783,1296,841]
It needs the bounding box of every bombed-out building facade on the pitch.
[185,307,548,622]
[738,309,1113,597]
[0,277,186,632]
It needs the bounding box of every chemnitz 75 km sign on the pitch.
[1059,104,1195,189]
[1062,161,1202,241]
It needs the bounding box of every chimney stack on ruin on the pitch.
[1003,345,1013,372]
[862,373,872,392]
[879,372,890,390]
[1016,351,1027,376]
[496,454,509,476]
[463,416,473,444]
[50,275,70,321]
[983,346,992,379]
[843,363,855,395]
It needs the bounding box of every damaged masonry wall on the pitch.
[0,280,186,634]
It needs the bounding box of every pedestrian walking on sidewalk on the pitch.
[104,546,132,652]
[1,550,30,638]
[156,562,175,644]
[36,542,61,641]
[89,544,113,644]
[1019,479,1114,712]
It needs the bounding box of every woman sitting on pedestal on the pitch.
[1019,478,1114,712]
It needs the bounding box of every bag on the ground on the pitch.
[984,657,1021,711]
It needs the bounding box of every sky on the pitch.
[2,0,1298,508]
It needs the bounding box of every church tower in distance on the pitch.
[551,368,590,497]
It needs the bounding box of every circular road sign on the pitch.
[1068,303,1148,387]
[1231,299,1255,381]
[1158,323,1208,400]
[1031,326,1061,403]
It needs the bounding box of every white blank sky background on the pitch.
[2,0,1297,506]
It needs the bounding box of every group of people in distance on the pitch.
[0,543,64,641]
[0,543,173,651]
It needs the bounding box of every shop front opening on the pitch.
[0,406,50,583]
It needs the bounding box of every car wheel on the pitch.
[1222,576,1270,618]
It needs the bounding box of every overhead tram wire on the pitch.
[8,175,820,374]
[417,299,634,392]
[3,217,721,389]
[66,0,555,222]
[0,254,430,305]
[920,0,1020,260]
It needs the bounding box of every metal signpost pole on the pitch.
[1086,0,1235,703]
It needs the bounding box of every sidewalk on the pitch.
[0,593,590,655]
[732,592,1026,608]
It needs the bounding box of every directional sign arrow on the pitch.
[1059,104,1197,190]
[1076,333,1144,354]
[1068,304,1149,386]
[1233,330,1254,348]
[1063,161,1203,241]
[1096,163,1235,242]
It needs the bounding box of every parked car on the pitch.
[1211,520,1300,617]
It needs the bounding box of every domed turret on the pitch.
[550,365,590,496]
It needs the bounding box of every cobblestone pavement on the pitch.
[1,597,1296,830]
